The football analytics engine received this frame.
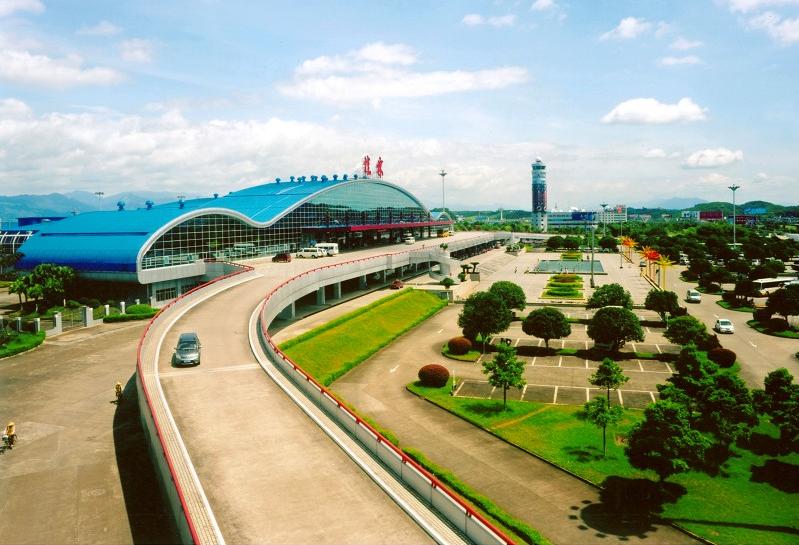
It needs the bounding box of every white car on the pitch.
[404,236,415,245]
[714,318,735,334]
[686,289,701,303]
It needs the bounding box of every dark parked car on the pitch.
[174,332,201,366]
[272,252,292,262]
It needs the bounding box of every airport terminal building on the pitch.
[17,177,452,303]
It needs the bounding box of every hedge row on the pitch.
[103,311,158,323]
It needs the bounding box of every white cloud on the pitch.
[281,43,528,105]
[0,97,30,117]
[671,37,703,50]
[462,13,516,27]
[601,97,707,124]
[659,55,703,66]
[684,148,744,168]
[726,0,799,13]
[0,49,124,88]
[699,172,733,185]
[0,0,43,17]
[643,148,667,158]
[119,39,154,63]
[77,21,122,36]
[747,11,799,44]
[600,17,652,40]
[531,0,556,11]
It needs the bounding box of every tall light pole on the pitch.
[600,203,608,238]
[94,191,104,209]
[728,184,741,247]
[439,169,447,214]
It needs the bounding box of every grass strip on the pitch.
[717,301,755,313]
[747,319,799,339]
[409,382,799,545]
[281,289,447,385]
[441,344,481,362]
[0,331,45,358]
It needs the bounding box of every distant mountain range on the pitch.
[638,197,709,209]
[0,190,199,226]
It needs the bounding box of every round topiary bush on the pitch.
[447,336,472,355]
[753,308,772,323]
[767,317,789,332]
[705,283,721,293]
[418,364,450,388]
[708,347,737,368]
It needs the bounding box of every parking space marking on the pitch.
[646,327,651,334]
[617,389,624,406]
[665,362,673,374]
[630,342,637,352]
[585,388,590,402]
[558,356,563,367]
[561,340,566,349]
[389,364,399,373]
[749,340,757,348]
[553,385,559,404]
[489,386,496,399]
[454,381,466,396]
[584,340,589,349]
[537,339,543,347]
[638,360,644,372]
[713,313,719,319]
[514,337,520,347]
[649,392,656,403]
[531,357,537,366]
[585,359,589,369]
[655,344,662,354]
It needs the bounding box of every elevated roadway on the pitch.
[137,232,510,544]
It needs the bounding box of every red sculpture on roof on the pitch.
[376,156,384,178]
[362,155,371,177]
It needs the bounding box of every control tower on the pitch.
[531,157,547,232]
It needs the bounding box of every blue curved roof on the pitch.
[17,177,374,273]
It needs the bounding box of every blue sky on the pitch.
[0,0,797,210]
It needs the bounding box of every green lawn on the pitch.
[747,319,799,339]
[280,289,447,385]
[0,331,46,358]
[408,382,799,545]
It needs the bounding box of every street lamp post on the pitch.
[600,203,608,238]
[439,169,447,214]
[94,191,104,209]
[728,184,741,248]
[619,221,624,269]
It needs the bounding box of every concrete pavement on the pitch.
[0,321,179,545]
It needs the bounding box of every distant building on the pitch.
[547,210,597,229]
[595,204,628,224]
[681,210,723,222]
[531,158,547,232]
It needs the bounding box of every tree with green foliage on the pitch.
[440,277,455,290]
[458,291,512,352]
[664,315,707,346]
[8,277,26,308]
[488,281,526,311]
[589,358,629,403]
[644,289,680,323]
[688,258,713,278]
[482,344,526,410]
[598,236,618,251]
[766,285,799,322]
[25,264,75,306]
[563,236,581,250]
[625,400,710,482]
[522,307,571,348]
[585,358,629,455]
[583,397,623,455]
[732,278,757,306]
[753,368,799,453]
[586,283,633,310]
[587,306,644,352]
[545,235,564,251]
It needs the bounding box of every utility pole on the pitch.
[728,184,740,247]
[94,191,104,209]
[600,203,608,238]
[439,169,447,214]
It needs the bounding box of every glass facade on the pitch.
[141,182,434,270]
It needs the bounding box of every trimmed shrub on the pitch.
[86,298,101,308]
[708,347,737,368]
[103,312,156,323]
[447,336,472,356]
[767,318,789,332]
[697,332,721,351]
[66,299,81,309]
[705,283,722,293]
[672,306,688,317]
[753,308,772,323]
[721,291,736,304]
[126,304,156,315]
[418,364,450,388]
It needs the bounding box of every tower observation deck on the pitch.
[531,157,547,232]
